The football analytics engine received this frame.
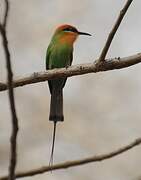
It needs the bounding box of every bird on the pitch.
[46,24,91,167]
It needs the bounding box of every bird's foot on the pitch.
[65,65,70,69]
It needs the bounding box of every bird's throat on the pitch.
[59,34,78,45]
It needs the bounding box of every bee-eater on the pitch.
[46,24,91,166]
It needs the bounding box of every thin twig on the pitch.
[0,53,141,92]
[0,1,19,180]
[0,137,141,180]
[99,0,133,62]
[3,0,9,28]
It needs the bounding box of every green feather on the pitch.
[46,40,73,70]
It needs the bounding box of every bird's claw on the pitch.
[65,65,70,69]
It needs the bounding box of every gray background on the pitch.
[0,0,141,179]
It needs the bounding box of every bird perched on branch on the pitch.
[46,24,91,166]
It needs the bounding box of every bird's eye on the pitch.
[63,28,72,32]
[63,27,77,33]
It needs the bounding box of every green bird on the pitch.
[46,24,91,166]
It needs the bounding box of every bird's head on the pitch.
[53,24,91,45]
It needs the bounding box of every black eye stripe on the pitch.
[63,27,78,33]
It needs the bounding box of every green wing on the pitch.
[46,44,54,93]
[46,44,52,70]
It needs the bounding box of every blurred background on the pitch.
[0,0,141,179]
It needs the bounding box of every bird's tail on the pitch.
[49,89,64,122]
[49,121,57,168]
[49,89,63,168]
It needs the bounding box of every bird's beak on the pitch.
[78,31,92,36]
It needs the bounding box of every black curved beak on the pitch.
[78,31,92,36]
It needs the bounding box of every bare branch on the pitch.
[0,137,141,180]
[0,1,19,180]
[99,0,133,62]
[0,53,141,92]
[3,0,9,28]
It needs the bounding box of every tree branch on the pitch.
[0,1,19,180]
[3,0,9,28]
[0,137,141,180]
[0,53,141,92]
[99,0,133,62]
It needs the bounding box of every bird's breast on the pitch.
[50,44,73,69]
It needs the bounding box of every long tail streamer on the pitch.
[49,121,57,169]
